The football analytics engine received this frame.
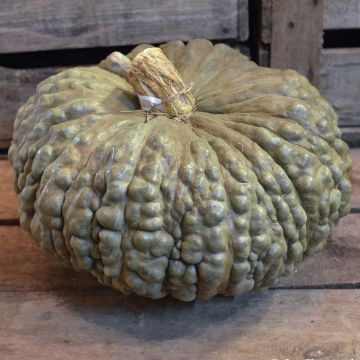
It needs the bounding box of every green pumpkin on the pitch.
[9,39,351,301]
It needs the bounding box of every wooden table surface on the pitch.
[0,150,359,360]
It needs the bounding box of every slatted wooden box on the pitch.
[257,0,360,145]
[0,1,359,359]
[321,0,360,146]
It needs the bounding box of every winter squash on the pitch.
[9,39,352,301]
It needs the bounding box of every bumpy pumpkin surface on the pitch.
[9,40,352,301]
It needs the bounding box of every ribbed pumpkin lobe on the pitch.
[128,47,196,119]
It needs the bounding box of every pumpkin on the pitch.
[9,39,352,302]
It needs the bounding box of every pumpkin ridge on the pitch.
[118,119,189,299]
[192,114,309,272]
[92,123,152,289]
[158,40,185,67]
[223,115,346,191]
[165,39,215,95]
[14,115,113,231]
[166,136,200,301]
[171,138,209,300]
[92,126,147,284]
[220,119,341,256]
[196,78,287,110]
[221,111,350,200]
[31,125,116,258]
[197,134,248,295]
[194,128,287,291]
[180,138,230,300]
[189,44,255,101]
[9,91,136,183]
[29,118,139,260]
[194,66,318,114]
[211,120,312,236]
[223,94,336,144]
[161,135,196,300]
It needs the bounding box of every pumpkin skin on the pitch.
[9,39,352,301]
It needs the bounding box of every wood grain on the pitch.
[0,226,102,292]
[0,66,62,149]
[260,0,272,45]
[278,213,360,288]
[320,48,360,127]
[0,289,358,360]
[256,0,272,67]
[270,0,324,86]
[0,159,18,220]
[238,0,249,41]
[0,0,241,53]
[324,0,360,30]
[341,127,360,148]
[350,148,360,209]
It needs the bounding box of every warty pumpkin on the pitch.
[9,39,352,301]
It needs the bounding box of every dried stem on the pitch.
[128,48,195,118]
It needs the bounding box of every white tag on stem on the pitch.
[138,94,162,110]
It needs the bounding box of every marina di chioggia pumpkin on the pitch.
[9,39,352,301]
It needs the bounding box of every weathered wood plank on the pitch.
[0,226,102,292]
[238,0,249,41]
[257,46,270,68]
[339,119,360,128]
[270,0,324,86]
[0,66,62,149]
[324,0,360,30]
[278,213,360,288]
[260,0,272,45]
[0,160,18,220]
[0,289,358,360]
[320,48,360,126]
[350,148,360,209]
[255,0,272,67]
[0,0,241,53]
[341,127,360,148]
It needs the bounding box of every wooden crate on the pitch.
[0,0,249,149]
[256,0,324,85]
[321,0,360,129]
[1,3,360,357]
[0,0,248,53]
[257,0,360,140]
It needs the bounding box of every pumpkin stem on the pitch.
[128,48,196,118]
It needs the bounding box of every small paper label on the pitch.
[138,95,162,110]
